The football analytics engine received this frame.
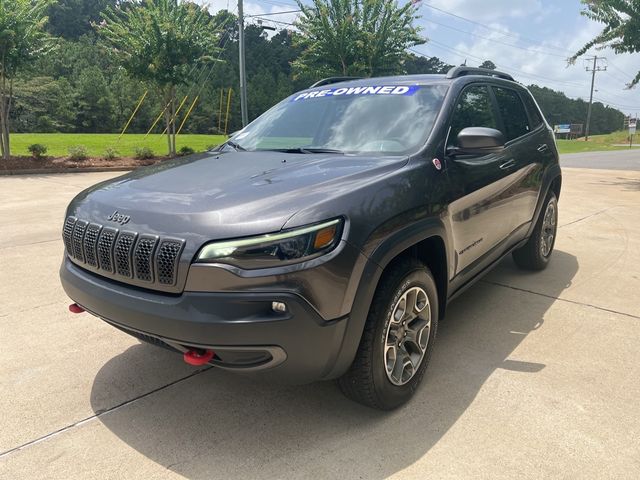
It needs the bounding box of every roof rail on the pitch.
[446,66,514,82]
[309,76,363,88]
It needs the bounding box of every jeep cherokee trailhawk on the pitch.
[61,67,561,409]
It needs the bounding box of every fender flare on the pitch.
[324,217,449,379]
[527,164,562,238]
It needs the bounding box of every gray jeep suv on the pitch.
[60,67,561,409]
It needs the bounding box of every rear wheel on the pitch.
[513,191,558,270]
[338,258,438,410]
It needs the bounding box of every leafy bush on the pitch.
[68,146,89,162]
[103,147,120,160]
[178,146,195,156]
[134,146,155,160]
[27,144,48,160]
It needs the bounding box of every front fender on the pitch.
[325,215,449,379]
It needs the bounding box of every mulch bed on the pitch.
[1,156,167,172]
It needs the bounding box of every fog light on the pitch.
[272,301,287,313]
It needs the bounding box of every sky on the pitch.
[207,0,640,117]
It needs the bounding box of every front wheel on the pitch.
[338,258,438,410]
[513,191,558,270]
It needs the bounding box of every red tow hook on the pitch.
[68,303,85,314]
[183,349,214,366]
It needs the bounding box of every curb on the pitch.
[0,167,134,176]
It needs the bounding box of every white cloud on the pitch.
[199,0,640,113]
[417,7,640,113]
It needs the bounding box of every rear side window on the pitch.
[449,85,498,146]
[493,87,531,141]
[522,92,544,128]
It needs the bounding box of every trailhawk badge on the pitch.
[106,210,131,225]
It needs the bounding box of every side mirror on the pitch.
[448,127,505,157]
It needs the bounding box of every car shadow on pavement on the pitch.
[91,250,578,479]
[592,176,640,192]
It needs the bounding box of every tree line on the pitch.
[1,0,632,160]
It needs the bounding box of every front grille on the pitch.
[97,228,117,273]
[63,216,184,289]
[156,239,185,286]
[72,220,88,262]
[63,217,76,254]
[133,236,158,282]
[114,232,137,278]
[84,224,102,267]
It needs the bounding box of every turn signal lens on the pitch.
[314,225,337,250]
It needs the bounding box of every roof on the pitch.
[307,67,517,91]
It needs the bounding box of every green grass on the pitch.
[556,130,639,154]
[10,133,226,158]
[10,131,639,157]
[576,130,631,145]
[556,139,630,154]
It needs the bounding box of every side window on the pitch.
[493,87,531,141]
[449,85,498,146]
[522,92,544,129]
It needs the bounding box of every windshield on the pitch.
[229,84,448,155]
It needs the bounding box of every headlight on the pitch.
[195,218,344,269]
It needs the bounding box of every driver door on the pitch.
[445,84,519,277]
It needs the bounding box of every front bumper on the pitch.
[61,258,350,383]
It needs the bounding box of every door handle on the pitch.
[499,159,516,170]
[537,143,549,153]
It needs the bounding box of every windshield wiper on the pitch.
[263,147,344,154]
[224,140,247,151]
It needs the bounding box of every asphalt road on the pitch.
[1,166,639,479]
[561,148,640,170]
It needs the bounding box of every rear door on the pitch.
[490,85,546,236]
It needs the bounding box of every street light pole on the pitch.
[238,0,249,127]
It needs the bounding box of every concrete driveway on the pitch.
[1,165,639,479]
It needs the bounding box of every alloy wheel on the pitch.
[384,286,431,386]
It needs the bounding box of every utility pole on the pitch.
[585,56,606,141]
[238,0,249,128]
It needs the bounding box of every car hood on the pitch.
[67,150,408,247]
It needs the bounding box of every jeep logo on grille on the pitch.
[107,210,131,225]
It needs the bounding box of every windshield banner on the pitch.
[292,85,420,102]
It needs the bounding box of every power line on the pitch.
[246,9,301,17]
[251,16,296,27]
[593,97,640,110]
[420,2,576,55]
[607,60,635,80]
[423,41,637,109]
[605,70,631,86]
[254,0,299,8]
[420,1,640,107]
[422,18,569,59]
[423,41,587,89]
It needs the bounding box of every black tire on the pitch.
[513,191,558,271]
[338,258,438,410]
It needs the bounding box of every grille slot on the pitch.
[72,220,88,262]
[156,239,184,286]
[97,227,118,273]
[64,216,185,290]
[63,217,77,254]
[114,232,138,278]
[133,236,158,282]
[83,224,102,267]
